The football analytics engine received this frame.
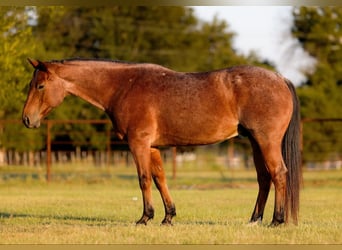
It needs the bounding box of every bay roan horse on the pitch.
[22,58,302,227]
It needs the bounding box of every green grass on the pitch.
[0,164,341,244]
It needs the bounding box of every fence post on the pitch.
[46,120,52,182]
[227,139,234,167]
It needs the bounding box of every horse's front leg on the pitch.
[129,139,154,225]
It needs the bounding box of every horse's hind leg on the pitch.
[257,138,288,226]
[150,148,176,225]
[249,136,272,224]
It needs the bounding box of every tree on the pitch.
[33,6,255,70]
[0,7,44,160]
[0,7,44,167]
[292,7,342,163]
[293,7,342,116]
[0,7,36,119]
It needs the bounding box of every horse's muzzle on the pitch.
[22,115,40,128]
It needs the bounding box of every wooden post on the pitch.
[46,120,52,182]
[227,139,234,167]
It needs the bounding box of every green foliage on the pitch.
[0,7,44,151]
[293,6,342,118]
[292,7,342,162]
[33,6,252,71]
[293,7,342,116]
[1,122,44,152]
[0,7,35,119]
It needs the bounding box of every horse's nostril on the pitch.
[23,116,30,127]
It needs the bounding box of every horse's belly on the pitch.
[154,120,239,146]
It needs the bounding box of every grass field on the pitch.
[0,163,341,244]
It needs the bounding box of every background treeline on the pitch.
[0,6,341,165]
[292,7,342,163]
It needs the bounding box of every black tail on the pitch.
[282,79,302,224]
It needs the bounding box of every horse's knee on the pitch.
[261,149,287,183]
[150,149,165,185]
[139,174,152,190]
[151,149,163,171]
[271,162,288,186]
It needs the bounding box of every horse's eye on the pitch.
[37,84,45,90]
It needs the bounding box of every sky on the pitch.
[193,6,316,86]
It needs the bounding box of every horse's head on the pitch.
[22,59,67,128]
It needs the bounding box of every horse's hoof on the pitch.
[136,220,147,226]
[247,220,261,227]
[269,220,284,227]
[136,216,150,225]
[247,216,262,227]
[161,220,173,226]
[160,212,175,226]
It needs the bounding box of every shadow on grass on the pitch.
[0,212,31,219]
[0,212,256,227]
[0,212,133,226]
[116,174,137,180]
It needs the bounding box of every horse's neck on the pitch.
[62,65,115,111]
[66,83,107,111]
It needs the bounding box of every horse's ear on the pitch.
[27,58,47,72]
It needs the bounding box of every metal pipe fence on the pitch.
[0,118,341,181]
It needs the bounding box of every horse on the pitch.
[22,58,302,226]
